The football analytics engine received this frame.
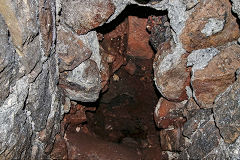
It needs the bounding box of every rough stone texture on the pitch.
[154,42,190,101]
[127,16,154,59]
[0,0,39,54]
[147,15,171,51]
[60,59,101,102]
[183,0,199,10]
[0,14,17,106]
[58,29,102,102]
[0,0,63,159]
[181,113,221,159]
[56,25,92,72]
[232,0,240,19]
[1,0,240,158]
[62,0,115,35]
[201,18,225,37]
[180,0,240,52]
[160,128,182,152]
[190,44,240,108]
[154,98,187,129]
[213,73,240,144]
[99,18,128,74]
[99,46,110,91]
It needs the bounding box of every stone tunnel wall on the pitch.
[0,0,239,159]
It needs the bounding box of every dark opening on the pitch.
[56,4,170,160]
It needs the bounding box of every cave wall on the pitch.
[0,0,239,159]
[0,0,62,159]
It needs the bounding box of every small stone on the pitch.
[201,18,225,37]
[76,127,81,132]
[60,59,101,102]
[57,25,92,72]
[154,48,191,101]
[107,54,115,63]
[113,74,119,81]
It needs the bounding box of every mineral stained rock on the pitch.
[1,0,240,159]
[60,59,101,102]
[154,98,187,129]
[180,0,240,52]
[189,44,240,108]
[62,0,115,35]
[0,0,62,159]
[57,25,92,72]
[154,42,190,102]
[127,16,154,59]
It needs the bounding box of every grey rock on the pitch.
[183,0,199,10]
[79,31,101,69]
[26,62,51,132]
[0,76,30,159]
[167,0,187,37]
[20,36,41,74]
[203,137,240,159]
[186,115,221,159]
[213,73,240,144]
[0,1,62,159]
[65,59,101,102]
[232,0,240,19]
[183,109,212,138]
[201,18,225,37]
[187,47,220,73]
[56,25,92,72]
[0,0,39,52]
[0,14,18,105]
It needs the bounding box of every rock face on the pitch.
[214,74,240,144]
[154,42,190,102]
[127,16,154,59]
[0,0,63,159]
[0,0,240,159]
[62,0,115,35]
[189,44,240,108]
[180,0,240,52]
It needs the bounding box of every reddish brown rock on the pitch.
[154,98,187,129]
[180,0,240,52]
[191,44,240,108]
[39,0,53,56]
[62,0,115,35]
[160,128,182,151]
[56,25,92,72]
[100,18,128,74]
[64,104,87,125]
[99,46,110,91]
[154,44,191,102]
[127,16,154,59]
[124,60,137,75]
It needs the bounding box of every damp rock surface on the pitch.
[0,0,240,159]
